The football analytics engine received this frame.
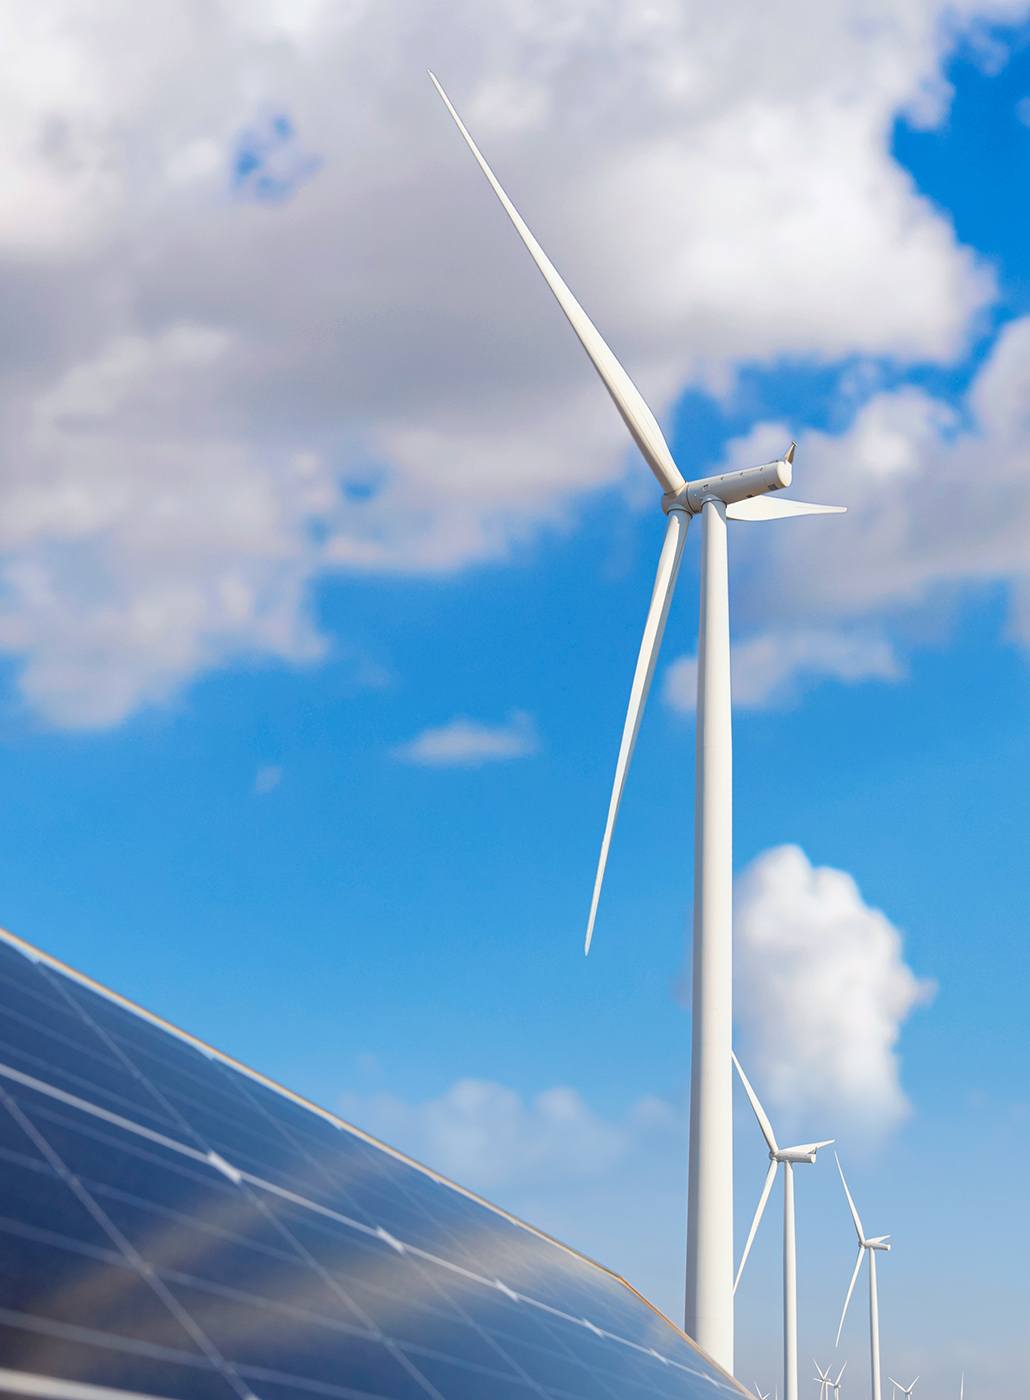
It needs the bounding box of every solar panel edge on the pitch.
[0,926,734,1385]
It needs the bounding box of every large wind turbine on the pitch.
[733,1054,832,1400]
[430,73,844,1372]
[835,1155,891,1400]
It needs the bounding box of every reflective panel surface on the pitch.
[0,932,744,1400]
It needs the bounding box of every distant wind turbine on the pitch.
[430,70,845,1374]
[814,1362,832,1400]
[890,1378,918,1400]
[733,1054,832,1400]
[755,1386,771,1400]
[830,1362,847,1400]
[835,1154,891,1400]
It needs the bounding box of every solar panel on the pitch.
[0,929,744,1400]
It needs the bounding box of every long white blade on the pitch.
[584,508,689,952]
[732,1052,779,1154]
[429,72,685,498]
[733,1158,778,1294]
[834,1363,847,1386]
[836,1246,865,1346]
[726,497,846,521]
[781,1138,834,1156]
[835,1153,866,1243]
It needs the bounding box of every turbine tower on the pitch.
[430,72,844,1373]
[733,1055,833,1400]
[835,1155,891,1400]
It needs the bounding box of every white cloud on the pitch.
[0,0,1023,725]
[392,710,538,767]
[733,845,935,1132]
[253,764,282,793]
[342,1078,639,1192]
[663,629,901,712]
[687,316,1030,681]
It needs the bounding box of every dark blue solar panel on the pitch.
[0,933,745,1400]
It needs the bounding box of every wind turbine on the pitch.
[890,1379,918,1400]
[755,1386,771,1400]
[830,1362,847,1400]
[814,1363,832,1400]
[430,72,844,1372]
[835,1155,891,1400]
[733,1054,833,1400]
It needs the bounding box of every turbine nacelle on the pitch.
[863,1235,891,1251]
[664,446,794,515]
[773,1139,834,1165]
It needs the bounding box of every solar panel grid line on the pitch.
[0,1205,128,1269]
[0,1303,225,1371]
[0,984,181,1136]
[0,1363,172,1400]
[0,1082,262,1400]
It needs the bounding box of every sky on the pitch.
[0,0,1028,1395]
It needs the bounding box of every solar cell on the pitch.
[0,930,746,1400]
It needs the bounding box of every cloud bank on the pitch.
[733,845,935,1132]
[0,0,1024,726]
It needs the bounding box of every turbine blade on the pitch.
[782,1138,834,1156]
[584,507,690,952]
[959,1374,963,1400]
[835,1363,847,1385]
[725,496,846,521]
[835,1246,864,1347]
[733,1158,779,1294]
[732,1052,779,1153]
[835,1153,866,1243]
[429,73,685,497]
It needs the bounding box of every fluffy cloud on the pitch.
[663,629,901,712]
[733,845,935,1131]
[392,710,538,766]
[0,0,1024,725]
[339,1077,678,1193]
[658,314,1030,707]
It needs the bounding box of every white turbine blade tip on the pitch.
[429,69,683,496]
[726,496,847,522]
[731,1052,779,1153]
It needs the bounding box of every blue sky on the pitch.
[0,4,1028,1398]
